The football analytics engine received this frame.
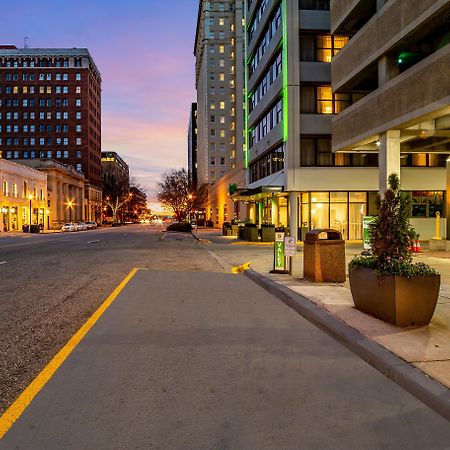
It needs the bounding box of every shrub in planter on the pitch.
[349,173,440,326]
[261,223,275,242]
[166,222,193,232]
[244,222,258,241]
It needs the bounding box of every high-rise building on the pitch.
[194,0,246,224]
[188,102,198,188]
[331,0,450,238]
[101,151,130,189]
[0,46,102,220]
[0,46,101,184]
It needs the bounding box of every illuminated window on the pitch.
[219,73,225,81]
[39,86,45,94]
[13,86,18,94]
[219,45,224,53]
[219,59,224,67]
[210,103,216,110]
[46,86,52,94]
[219,130,225,138]
[316,35,349,62]
[219,18,224,26]
[76,86,81,94]
[220,116,225,124]
[220,101,225,109]
[317,86,333,114]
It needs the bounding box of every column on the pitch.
[289,191,299,241]
[248,203,256,223]
[446,159,450,240]
[379,130,400,197]
[378,56,398,87]
[272,196,279,227]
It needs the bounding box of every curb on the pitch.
[245,268,450,422]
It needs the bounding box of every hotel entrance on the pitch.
[300,192,367,240]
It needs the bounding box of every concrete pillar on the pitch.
[272,196,279,227]
[379,130,401,197]
[378,56,399,87]
[289,192,299,241]
[249,203,256,223]
[446,158,450,240]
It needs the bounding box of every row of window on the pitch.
[0,86,82,94]
[300,35,349,63]
[2,73,81,81]
[248,0,269,43]
[1,137,82,146]
[1,124,82,133]
[249,143,285,183]
[0,98,82,108]
[1,111,82,120]
[1,181,45,199]
[300,138,378,167]
[249,52,282,113]
[210,156,227,166]
[300,86,351,115]
[0,58,83,68]
[299,0,330,10]
[249,3,282,78]
[249,99,283,148]
[3,150,82,159]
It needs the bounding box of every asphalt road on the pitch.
[1,269,450,449]
[0,224,221,414]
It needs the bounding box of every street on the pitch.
[0,224,220,414]
[1,226,450,448]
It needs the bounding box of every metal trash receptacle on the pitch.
[303,229,345,282]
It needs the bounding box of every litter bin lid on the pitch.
[304,228,342,242]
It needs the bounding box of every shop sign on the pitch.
[274,230,285,271]
[284,236,296,257]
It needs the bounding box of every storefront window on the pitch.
[330,203,347,239]
[411,191,444,217]
[330,192,347,202]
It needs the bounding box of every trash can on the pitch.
[303,229,345,282]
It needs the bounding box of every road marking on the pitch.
[88,240,100,244]
[0,261,6,265]
[0,267,139,440]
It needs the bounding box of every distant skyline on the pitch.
[2,0,198,210]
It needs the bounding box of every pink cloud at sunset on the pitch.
[2,0,199,203]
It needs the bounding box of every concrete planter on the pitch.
[349,267,440,327]
[261,225,275,242]
[245,226,258,242]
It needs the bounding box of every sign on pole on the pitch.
[284,236,296,257]
[362,216,375,250]
[274,230,285,271]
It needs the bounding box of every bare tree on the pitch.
[102,172,131,222]
[157,169,189,221]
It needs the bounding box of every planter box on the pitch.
[349,267,440,327]
[231,224,239,236]
[245,226,259,242]
[261,226,275,242]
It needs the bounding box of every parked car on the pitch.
[61,223,75,232]
[75,222,87,231]
[85,221,98,230]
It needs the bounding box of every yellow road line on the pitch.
[0,267,139,439]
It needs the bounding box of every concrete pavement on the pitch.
[194,228,450,419]
[1,269,450,449]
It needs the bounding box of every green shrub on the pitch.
[166,222,193,232]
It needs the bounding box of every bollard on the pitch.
[435,211,441,240]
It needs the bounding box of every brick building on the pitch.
[0,46,102,220]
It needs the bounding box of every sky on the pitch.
[2,0,199,211]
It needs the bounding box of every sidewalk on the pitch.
[196,228,450,394]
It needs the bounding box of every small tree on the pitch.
[350,173,436,277]
[369,173,416,263]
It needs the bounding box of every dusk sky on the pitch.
[3,0,198,210]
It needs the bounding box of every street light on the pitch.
[67,200,73,223]
[28,194,33,233]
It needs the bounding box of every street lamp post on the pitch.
[67,200,73,223]
[28,194,33,233]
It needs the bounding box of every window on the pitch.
[76,150,81,158]
[76,86,81,94]
[210,156,216,166]
[76,73,81,81]
[63,73,68,81]
[220,157,225,165]
[76,138,82,145]
[220,101,225,109]
[219,18,225,26]
[76,112,82,119]
[76,164,82,172]
[63,150,69,158]
[63,138,69,146]
[219,45,224,53]
[76,125,82,132]
[300,85,351,114]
